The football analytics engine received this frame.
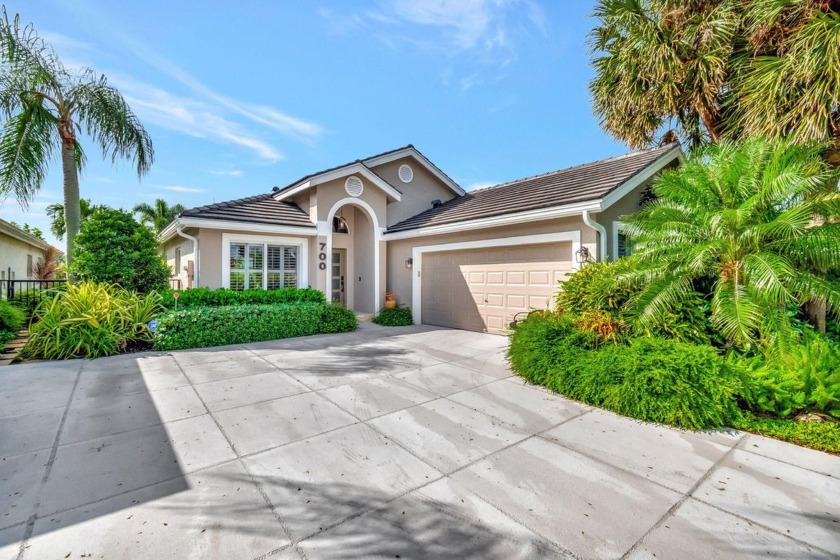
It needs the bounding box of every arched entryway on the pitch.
[325,198,381,314]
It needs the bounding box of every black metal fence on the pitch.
[1,278,68,306]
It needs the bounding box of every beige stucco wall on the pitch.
[384,215,596,309]
[597,159,677,261]
[0,232,43,280]
[371,156,458,227]
[162,235,194,289]
[195,228,314,290]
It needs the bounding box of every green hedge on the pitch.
[508,312,742,430]
[153,303,357,350]
[161,287,326,308]
[0,300,25,346]
[373,307,413,326]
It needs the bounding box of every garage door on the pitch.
[421,243,574,334]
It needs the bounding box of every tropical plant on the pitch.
[31,245,61,281]
[0,10,153,264]
[69,208,170,293]
[620,138,840,350]
[133,198,185,234]
[589,0,840,160]
[21,282,161,359]
[45,198,104,240]
[9,221,45,240]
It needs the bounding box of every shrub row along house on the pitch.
[160,144,681,333]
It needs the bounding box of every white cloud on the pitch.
[159,185,205,193]
[209,169,244,177]
[323,0,546,91]
[116,78,284,161]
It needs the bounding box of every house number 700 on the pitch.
[318,243,327,270]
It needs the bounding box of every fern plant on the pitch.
[740,336,840,418]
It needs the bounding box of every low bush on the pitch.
[508,311,742,430]
[555,261,634,317]
[0,300,25,334]
[22,282,162,359]
[373,307,413,327]
[733,413,840,455]
[737,336,840,419]
[153,302,357,351]
[160,287,326,308]
[320,303,359,333]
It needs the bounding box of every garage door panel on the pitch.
[421,242,574,335]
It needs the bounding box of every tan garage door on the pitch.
[421,243,574,334]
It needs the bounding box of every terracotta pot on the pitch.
[385,291,395,301]
[384,299,397,309]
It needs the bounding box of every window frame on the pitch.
[222,234,308,290]
[612,220,632,260]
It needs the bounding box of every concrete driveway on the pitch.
[1,324,838,559]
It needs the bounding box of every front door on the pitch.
[331,249,346,305]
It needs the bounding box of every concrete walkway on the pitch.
[1,324,837,559]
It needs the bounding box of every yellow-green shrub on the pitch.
[22,282,162,359]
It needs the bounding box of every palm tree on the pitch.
[0,10,153,265]
[589,0,739,149]
[133,198,185,234]
[620,138,840,350]
[589,1,840,159]
[45,198,102,240]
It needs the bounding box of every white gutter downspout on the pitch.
[175,225,199,287]
[582,210,608,262]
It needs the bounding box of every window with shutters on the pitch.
[229,242,298,290]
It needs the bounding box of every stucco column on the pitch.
[316,233,329,298]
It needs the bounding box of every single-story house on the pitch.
[0,218,59,284]
[160,143,681,334]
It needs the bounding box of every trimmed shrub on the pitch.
[320,303,358,333]
[161,286,326,308]
[737,336,840,418]
[153,303,357,350]
[70,209,170,293]
[22,282,162,359]
[508,312,743,430]
[373,307,413,327]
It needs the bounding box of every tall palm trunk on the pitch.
[60,137,80,268]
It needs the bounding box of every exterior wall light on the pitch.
[575,246,591,264]
[333,216,349,234]
[405,257,413,270]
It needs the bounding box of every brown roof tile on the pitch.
[386,144,679,233]
[180,193,314,227]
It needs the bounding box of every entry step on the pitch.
[355,313,374,323]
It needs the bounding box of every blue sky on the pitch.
[0,0,627,248]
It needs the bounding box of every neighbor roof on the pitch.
[386,143,680,233]
[179,193,314,227]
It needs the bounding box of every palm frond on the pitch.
[0,96,55,206]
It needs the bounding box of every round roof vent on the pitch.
[398,164,414,183]
[345,175,364,197]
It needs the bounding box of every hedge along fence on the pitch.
[153,303,357,351]
[160,287,326,308]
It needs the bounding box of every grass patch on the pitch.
[733,413,840,455]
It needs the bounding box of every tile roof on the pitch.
[179,193,314,227]
[386,143,680,233]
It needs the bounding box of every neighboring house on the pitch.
[161,143,681,334]
[0,218,57,285]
